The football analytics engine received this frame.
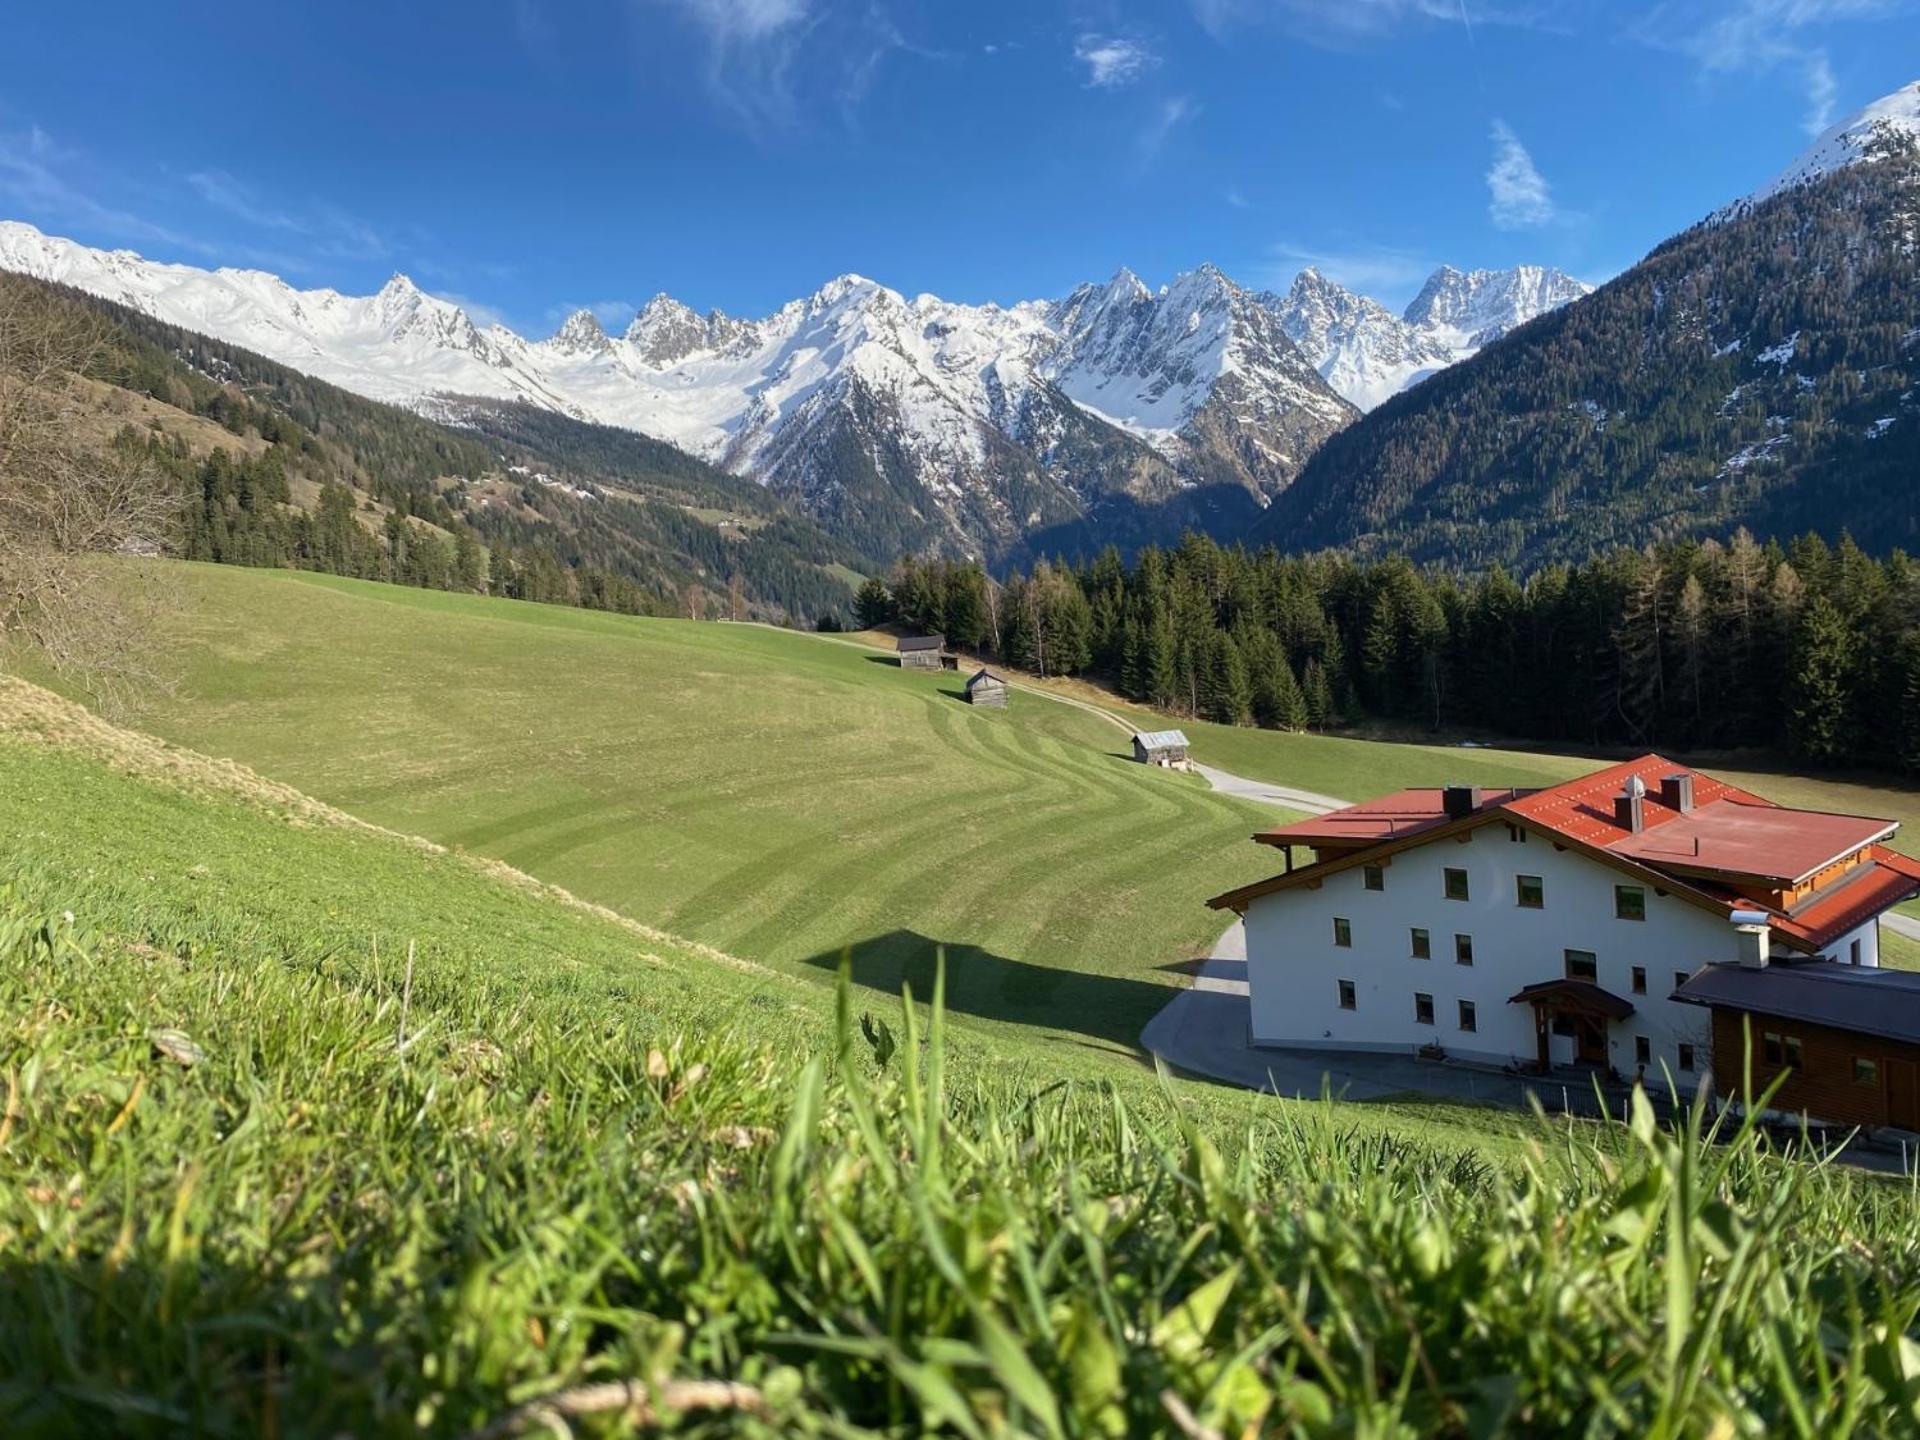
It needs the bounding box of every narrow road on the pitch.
[1885,911,1920,942]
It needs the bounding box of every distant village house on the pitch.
[1208,756,1920,1131]
[896,635,947,670]
[1133,730,1191,770]
[964,669,1009,707]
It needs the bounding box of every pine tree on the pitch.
[1303,659,1335,730]
[854,576,894,630]
[1146,614,1177,710]
[1787,594,1857,764]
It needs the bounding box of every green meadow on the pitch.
[112,565,1311,1062]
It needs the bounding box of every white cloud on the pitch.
[669,0,808,42]
[1074,35,1157,87]
[547,298,641,330]
[1486,119,1557,229]
[1631,0,1897,135]
[1263,239,1437,300]
[430,291,517,330]
[1226,186,1250,208]
[1193,0,1549,44]
[1139,96,1196,162]
[185,170,394,262]
[1801,49,1838,132]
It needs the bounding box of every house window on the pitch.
[1458,999,1477,1032]
[1363,864,1385,892]
[1516,874,1544,909]
[1337,979,1356,1010]
[1784,1035,1803,1068]
[1410,927,1431,959]
[1764,1031,1803,1068]
[1674,971,1689,994]
[1630,965,1647,995]
[1850,938,1862,966]
[1855,1057,1880,1086]
[1414,992,1435,1025]
[1615,885,1646,921]
[1635,1035,1651,1067]
[1444,867,1470,901]
[1678,1044,1695,1073]
[1333,916,1352,948]
[1763,1031,1782,1065]
[1454,933,1474,966]
[1564,950,1598,982]
[1506,824,1527,844]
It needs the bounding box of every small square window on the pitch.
[1634,1035,1651,1067]
[1414,992,1435,1025]
[1855,1056,1879,1086]
[1762,1031,1783,1065]
[1564,949,1598,982]
[1454,933,1474,966]
[1457,999,1477,1032]
[1674,970,1689,994]
[1783,1035,1803,1068]
[1506,824,1527,844]
[1615,885,1646,921]
[1337,979,1356,1010]
[1333,916,1352,948]
[1363,864,1385,892]
[1516,874,1544,909]
[1678,1044,1696,1073]
[1410,927,1431,960]
[1630,965,1647,995]
[1443,867,1470,901]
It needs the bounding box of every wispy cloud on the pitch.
[1139,96,1196,163]
[186,169,393,261]
[0,122,307,269]
[1262,238,1438,300]
[1225,186,1251,208]
[1486,119,1558,229]
[1192,0,1552,45]
[649,0,932,132]
[1630,0,1897,135]
[1074,34,1158,87]
[545,298,641,331]
[430,290,518,330]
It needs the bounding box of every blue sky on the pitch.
[2,1,1915,330]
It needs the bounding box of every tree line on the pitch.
[860,530,1920,772]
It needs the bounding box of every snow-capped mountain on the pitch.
[1719,80,1920,219]
[0,219,1358,557]
[1270,264,1592,410]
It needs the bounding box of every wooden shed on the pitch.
[1132,729,1191,771]
[965,668,1009,708]
[897,635,947,670]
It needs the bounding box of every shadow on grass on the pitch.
[800,929,1172,1049]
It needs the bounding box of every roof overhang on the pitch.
[1508,978,1636,1020]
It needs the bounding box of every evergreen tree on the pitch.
[854,576,894,630]
[1787,594,1857,765]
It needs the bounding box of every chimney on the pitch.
[1613,775,1647,834]
[1731,909,1771,969]
[1660,772,1695,814]
[1442,785,1479,820]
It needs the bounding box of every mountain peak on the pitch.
[1729,79,1920,216]
[548,308,611,356]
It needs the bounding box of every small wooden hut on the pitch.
[964,668,1009,708]
[897,635,947,670]
[1132,729,1191,770]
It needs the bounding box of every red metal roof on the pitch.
[1607,799,1895,883]
[1501,754,1767,847]
[1254,787,1524,848]
[1770,847,1920,950]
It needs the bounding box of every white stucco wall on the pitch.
[1242,822,1730,1089]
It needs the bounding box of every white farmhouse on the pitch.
[1208,756,1920,1091]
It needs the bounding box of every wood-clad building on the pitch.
[1132,729,1191,770]
[1675,961,1920,1130]
[964,668,1009,707]
[896,635,947,670]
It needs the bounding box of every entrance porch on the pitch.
[1509,978,1636,1075]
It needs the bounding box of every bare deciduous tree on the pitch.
[0,280,179,714]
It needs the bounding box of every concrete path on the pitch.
[1884,911,1920,942]
[1193,762,1348,817]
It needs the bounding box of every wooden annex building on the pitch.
[896,635,948,670]
[964,669,1009,707]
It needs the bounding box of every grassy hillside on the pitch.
[103,564,1289,1062]
[5,680,1919,1435]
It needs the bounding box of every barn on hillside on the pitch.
[1133,730,1191,770]
[897,635,947,670]
[965,669,1009,707]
